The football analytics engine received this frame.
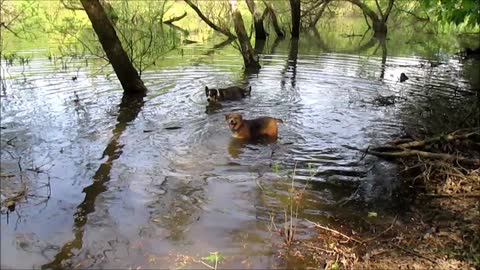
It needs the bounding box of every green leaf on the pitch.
[201,252,224,264]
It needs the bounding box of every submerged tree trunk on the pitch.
[229,0,260,70]
[80,0,146,93]
[289,0,301,38]
[245,0,267,40]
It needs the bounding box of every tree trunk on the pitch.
[184,0,236,39]
[245,0,267,40]
[372,20,387,36]
[80,0,146,94]
[289,0,301,38]
[229,0,260,71]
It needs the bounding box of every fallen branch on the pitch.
[367,148,480,166]
[346,144,480,166]
[395,131,478,149]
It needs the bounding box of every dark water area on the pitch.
[1,28,479,269]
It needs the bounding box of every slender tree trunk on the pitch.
[245,0,267,40]
[289,0,301,38]
[184,0,236,39]
[80,0,146,93]
[229,0,260,70]
[265,2,284,38]
[310,0,331,28]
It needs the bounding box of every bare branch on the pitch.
[163,11,187,24]
[384,0,395,21]
[374,0,384,20]
[184,0,235,39]
[60,0,84,11]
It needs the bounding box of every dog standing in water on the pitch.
[205,86,251,103]
[225,113,282,140]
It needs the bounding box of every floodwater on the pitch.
[1,27,479,269]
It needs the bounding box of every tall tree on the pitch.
[229,0,260,70]
[80,0,146,93]
[289,0,301,38]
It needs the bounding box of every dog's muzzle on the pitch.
[229,120,236,129]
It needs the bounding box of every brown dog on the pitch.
[225,113,282,140]
[206,86,251,103]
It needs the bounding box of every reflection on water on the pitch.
[1,31,479,269]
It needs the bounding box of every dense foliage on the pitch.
[420,0,480,26]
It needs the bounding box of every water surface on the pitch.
[1,28,479,269]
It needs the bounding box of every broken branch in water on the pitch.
[344,128,480,166]
[366,148,480,166]
[395,131,478,149]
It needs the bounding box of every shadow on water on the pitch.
[41,92,145,269]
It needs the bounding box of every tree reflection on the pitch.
[41,92,145,269]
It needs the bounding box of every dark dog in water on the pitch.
[225,113,282,140]
[205,86,251,103]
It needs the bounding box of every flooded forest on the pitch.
[1,0,479,269]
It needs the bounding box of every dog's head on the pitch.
[225,113,243,131]
[205,86,220,103]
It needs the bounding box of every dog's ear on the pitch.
[224,113,230,120]
[205,86,209,97]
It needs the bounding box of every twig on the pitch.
[195,260,214,269]
[390,243,436,264]
[306,219,361,243]
[362,216,397,242]
[304,243,336,254]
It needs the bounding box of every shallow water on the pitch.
[1,30,479,269]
